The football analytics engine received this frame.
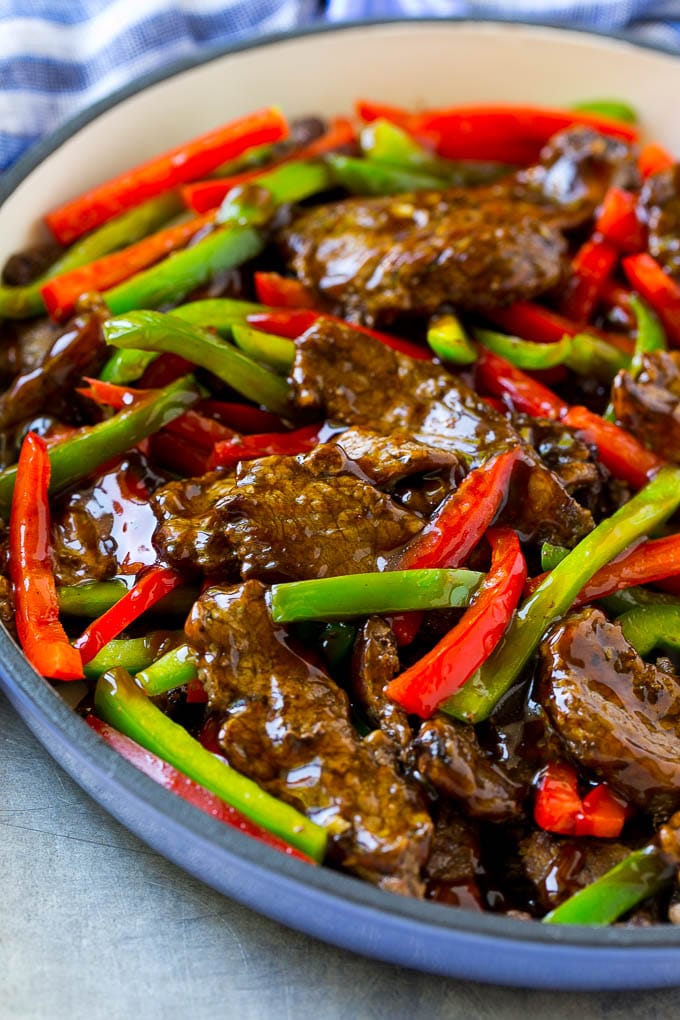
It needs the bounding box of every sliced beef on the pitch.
[612,350,680,461]
[293,318,593,546]
[538,607,680,814]
[639,164,680,277]
[520,830,630,913]
[0,310,107,430]
[350,616,411,752]
[153,444,423,580]
[152,470,239,575]
[280,187,567,325]
[53,453,163,584]
[0,574,16,638]
[423,802,483,910]
[186,580,433,893]
[515,126,639,228]
[413,715,527,822]
[334,426,460,490]
[2,241,63,286]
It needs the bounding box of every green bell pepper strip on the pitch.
[0,193,182,319]
[216,160,333,226]
[104,225,264,315]
[103,310,291,416]
[100,297,265,383]
[538,542,679,614]
[618,605,680,656]
[136,643,199,695]
[58,580,129,617]
[630,295,667,379]
[83,631,184,680]
[94,667,327,860]
[473,328,570,370]
[427,314,477,365]
[565,332,630,381]
[326,153,447,195]
[231,324,295,374]
[0,374,201,518]
[317,622,357,669]
[570,99,638,124]
[543,845,673,926]
[269,568,484,625]
[443,465,680,723]
[360,119,511,185]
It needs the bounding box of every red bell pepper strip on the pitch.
[139,352,195,387]
[86,715,313,862]
[147,432,210,478]
[40,212,215,321]
[245,308,431,360]
[622,253,680,346]
[74,566,185,665]
[207,423,321,470]
[638,142,675,179]
[386,528,526,716]
[196,398,285,434]
[8,432,84,681]
[356,101,637,163]
[45,107,288,245]
[595,188,647,253]
[474,347,568,420]
[389,447,522,645]
[181,116,356,213]
[486,301,633,355]
[562,405,664,489]
[78,377,152,409]
[534,762,627,838]
[254,271,319,309]
[559,237,619,323]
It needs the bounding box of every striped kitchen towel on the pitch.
[1,0,679,173]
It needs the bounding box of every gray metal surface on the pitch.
[2,691,679,1019]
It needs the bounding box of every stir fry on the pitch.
[3,98,680,924]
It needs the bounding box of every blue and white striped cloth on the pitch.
[1,0,679,174]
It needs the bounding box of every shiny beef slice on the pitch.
[538,607,680,814]
[639,163,680,278]
[186,581,432,893]
[612,350,680,461]
[292,318,592,546]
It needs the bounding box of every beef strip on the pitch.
[350,616,412,752]
[185,580,433,893]
[537,607,680,815]
[413,715,527,822]
[638,164,680,278]
[612,350,680,461]
[0,574,16,638]
[2,241,63,286]
[280,188,567,325]
[52,453,163,584]
[333,426,460,489]
[153,444,423,580]
[0,310,107,430]
[292,318,593,546]
[280,127,636,326]
[423,802,483,910]
[519,830,631,913]
[152,470,239,575]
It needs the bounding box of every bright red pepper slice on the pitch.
[534,762,627,838]
[474,347,568,420]
[8,432,84,680]
[147,432,210,478]
[563,405,665,489]
[74,566,185,665]
[45,107,288,245]
[245,308,431,360]
[386,527,526,716]
[559,237,619,323]
[356,101,637,163]
[207,423,321,470]
[181,116,356,213]
[390,447,522,645]
[638,142,675,179]
[622,253,680,347]
[486,301,632,354]
[196,399,285,434]
[254,271,319,309]
[595,188,647,254]
[41,212,215,320]
[86,716,313,862]
[139,352,195,388]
